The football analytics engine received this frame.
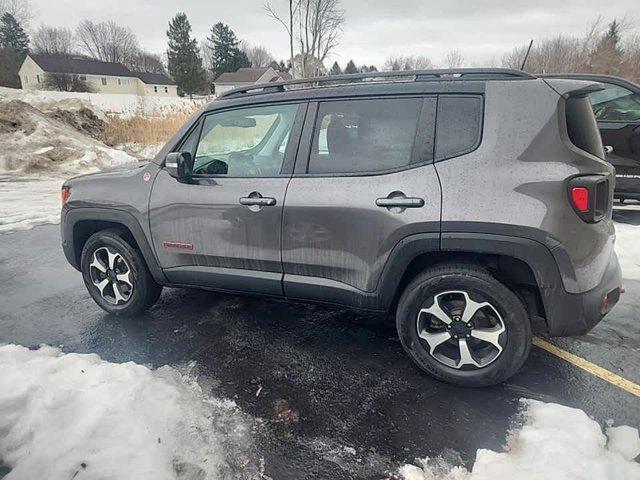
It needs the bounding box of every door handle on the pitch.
[376,196,424,208]
[239,196,276,206]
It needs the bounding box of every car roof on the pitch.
[208,68,537,111]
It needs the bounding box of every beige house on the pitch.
[213,67,291,95]
[19,54,178,97]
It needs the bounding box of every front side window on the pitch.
[589,83,640,122]
[308,98,425,174]
[193,103,299,177]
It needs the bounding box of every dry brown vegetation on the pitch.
[502,18,640,83]
[101,103,203,148]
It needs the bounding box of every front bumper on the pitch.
[544,251,623,336]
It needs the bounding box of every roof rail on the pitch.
[217,68,535,99]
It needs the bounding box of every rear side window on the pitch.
[435,95,483,161]
[565,97,604,159]
[588,83,640,122]
[308,97,430,174]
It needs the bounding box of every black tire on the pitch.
[81,229,163,316]
[396,262,531,387]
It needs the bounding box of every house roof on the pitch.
[134,71,175,86]
[28,54,176,86]
[215,67,270,84]
[29,54,136,77]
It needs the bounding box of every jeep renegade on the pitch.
[61,69,623,387]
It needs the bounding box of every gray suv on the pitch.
[61,69,623,387]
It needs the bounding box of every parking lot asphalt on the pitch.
[0,217,639,479]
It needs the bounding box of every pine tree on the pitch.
[166,12,206,97]
[368,65,378,72]
[590,19,624,75]
[344,59,358,74]
[329,61,342,75]
[208,23,250,79]
[0,13,29,53]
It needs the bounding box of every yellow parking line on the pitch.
[533,336,640,398]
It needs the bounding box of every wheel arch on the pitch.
[62,207,167,284]
[378,232,568,332]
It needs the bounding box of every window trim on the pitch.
[172,101,308,180]
[589,81,640,124]
[294,95,438,178]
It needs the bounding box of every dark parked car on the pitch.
[61,69,622,387]
[545,73,640,202]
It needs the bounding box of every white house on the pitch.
[213,67,291,95]
[19,54,178,97]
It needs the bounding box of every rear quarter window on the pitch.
[435,95,483,161]
[565,96,604,159]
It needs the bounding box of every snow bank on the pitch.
[614,221,640,281]
[0,175,62,233]
[0,99,135,175]
[399,399,640,480]
[0,344,257,480]
[0,86,207,117]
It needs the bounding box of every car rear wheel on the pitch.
[396,262,531,387]
[81,229,162,316]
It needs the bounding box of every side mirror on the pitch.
[165,152,193,181]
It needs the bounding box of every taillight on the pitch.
[571,187,589,212]
[61,186,71,205]
[567,175,609,223]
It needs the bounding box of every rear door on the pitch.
[149,102,306,295]
[588,80,640,199]
[281,96,441,307]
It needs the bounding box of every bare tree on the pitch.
[128,51,166,74]
[41,73,94,92]
[244,44,275,67]
[296,0,344,77]
[0,0,33,29]
[265,0,297,77]
[32,25,75,55]
[383,55,433,71]
[442,49,464,69]
[76,19,139,65]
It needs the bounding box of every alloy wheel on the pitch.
[416,290,506,369]
[88,247,134,305]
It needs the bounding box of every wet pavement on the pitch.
[1,216,639,479]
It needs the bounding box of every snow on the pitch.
[0,175,63,233]
[614,221,640,280]
[0,344,256,480]
[0,86,208,117]
[399,399,640,480]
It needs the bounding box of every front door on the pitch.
[588,81,640,199]
[281,96,442,307]
[149,102,305,295]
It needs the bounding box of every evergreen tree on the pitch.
[208,22,250,79]
[344,59,358,74]
[590,19,624,75]
[329,61,342,75]
[368,65,378,72]
[0,13,29,53]
[166,12,206,97]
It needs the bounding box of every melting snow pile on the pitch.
[0,344,258,480]
[0,93,136,233]
[399,399,640,480]
[0,99,133,175]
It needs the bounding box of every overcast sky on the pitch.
[28,0,638,68]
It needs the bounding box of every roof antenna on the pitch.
[520,39,534,71]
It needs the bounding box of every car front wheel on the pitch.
[81,229,162,316]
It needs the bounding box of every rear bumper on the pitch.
[544,251,622,336]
